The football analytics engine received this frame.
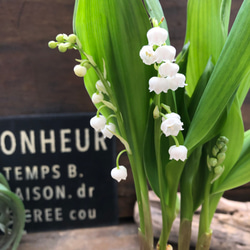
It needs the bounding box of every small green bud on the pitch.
[219,136,229,144]
[216,141,224,149]
[220,145,227,153]
[217,152,226,164]
[214,165,224,175]
[58,44,67,53]
[208,157,217,167]
[56,34,64,43]
[153,106,160,119]
[48,41,57,49]
[67,34,77,44]
[212,145,219,156]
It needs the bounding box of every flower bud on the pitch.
[220,145,227,153]
[67,34,77,44]
[153,106,160,119]
[216,141,225,149]
[208,157,217,167]
[48,41,57,49]
[219,136,229,144]
[74,65,87,77]
[217,152,226,164]
[91,92,104,104]
[214,165,224,175]
[101,123,116,139]
[111,165,127,182]
[56,34,64,42]
[212,145,219,156]
[96,80,108,95]
[58,43,67,53]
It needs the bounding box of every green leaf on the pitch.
[143,105,160,197]
[188,58,214,119]
[211,96,244,191]
[185,0,231,96]
[184,0,250,153]
[237,71,250,107]
[214,130,250,193]
[73,0,155,151]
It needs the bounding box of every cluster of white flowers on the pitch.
[49,33,128,182]
[140,25,188,162]
[89,80,128,182]
[140,27,187,94]
[90,80,116,139]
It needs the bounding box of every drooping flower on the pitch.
[161,113,184,137]
[149,76,168,94]
[92,92,104,104]
[139,45,156,65]
[155,45,176,63]
[158,61,180,77]
[166,73,187,91]
[73,64,87,77]
[147,27,168,46]
[169,145,188,161]
[111,165,127,182]
[101,123,116,139]
[90,115,106,132]
[96,80,111,95]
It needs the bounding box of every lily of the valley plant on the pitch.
[49,0,250,249]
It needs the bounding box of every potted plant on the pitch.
[49,0,250,249]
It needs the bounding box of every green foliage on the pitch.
[0,174,25,250]
[52,0,250,249]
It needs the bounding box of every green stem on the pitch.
[196,173,213,250]
[154,97,172,250]
[128,150,154,250]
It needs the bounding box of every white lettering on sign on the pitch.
[0,129,107,155]
[25,207,63,223]
[15,185,66,201]
[2,164,61,181]
[0,130,16,155]
[20,130,35,154]
[69,209,96,221]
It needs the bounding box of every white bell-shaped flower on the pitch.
[166,73,187,91]
[96,80,111,95]
[101,123,116,139]
[155,45,176,63]
[139,45,156,65]
[161,113,184,137]
[169,145,188,161]
[73,65,87,77]
[149,77,168,94]
[96,80,107,95]
[147,27,168,46]
[158,61,179,77]
[90,115,106,132]
[92,92,104,104]
[111,165,127,182]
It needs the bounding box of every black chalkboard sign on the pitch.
[0,113,118,232]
